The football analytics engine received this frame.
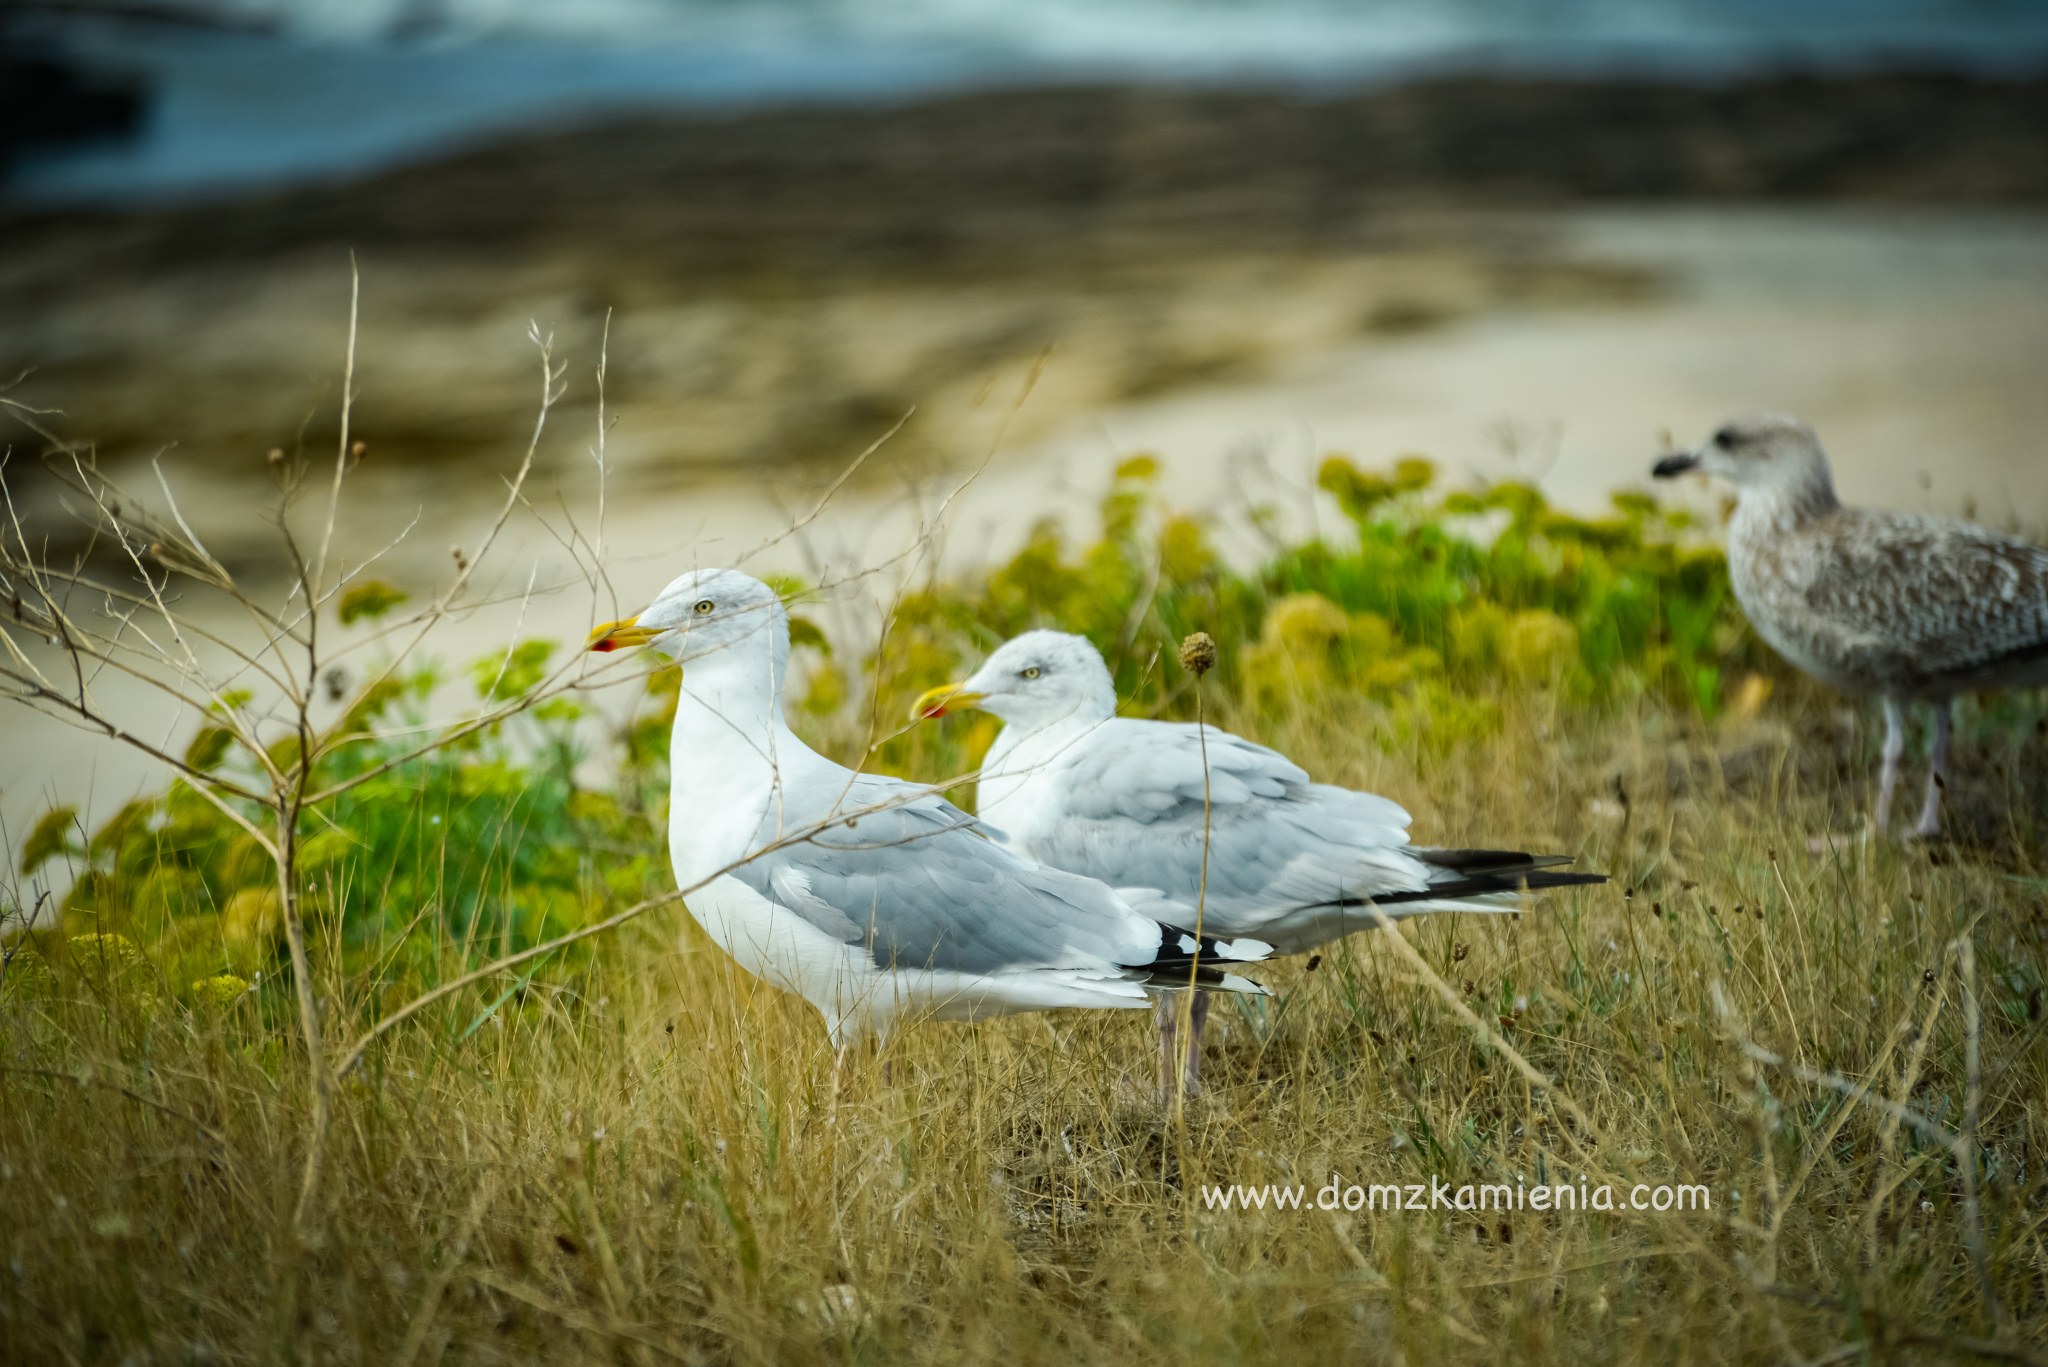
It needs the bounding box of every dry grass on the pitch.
[5,681,2045,1365]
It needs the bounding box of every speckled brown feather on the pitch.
[1730,502,2048,699]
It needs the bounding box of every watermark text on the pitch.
[1201,1175,1710,1214]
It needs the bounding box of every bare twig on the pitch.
[741,407,913,566]
[311,256,360,603]
[1954,931,2004,1332]
[0,1064,230,1147]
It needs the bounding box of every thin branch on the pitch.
[1708,982,1964,1158]
[311,257,360,604]
[334,889,683,1079]
[315,327,562,736]
[1954,931,2005,1332]
[151,452,227,583]
[0,1065,230,1147]
[3,678,272,811]
[741,406,912,565]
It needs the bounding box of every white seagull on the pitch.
[1653,413,2048,838]
[913,631,1604,1091]
[586,569,1270,1058]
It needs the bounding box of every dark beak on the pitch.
[1651,452,1700,479]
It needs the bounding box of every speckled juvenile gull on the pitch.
[913,632,1604,1091]
[1654,412,2048,838]
[585,569,1269,1055]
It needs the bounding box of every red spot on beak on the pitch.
[592,638,618,653]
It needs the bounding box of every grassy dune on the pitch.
[4,460,2045,1363]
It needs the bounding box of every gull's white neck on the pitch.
[665,630,799,883]
[980,699,1112,816]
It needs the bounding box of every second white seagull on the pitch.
[915,631,1605,1091]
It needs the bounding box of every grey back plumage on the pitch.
[724,771,1165,977]
[1006,717,1428,936]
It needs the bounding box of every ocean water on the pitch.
[12,0,2048,202]
[77,0,2048,58]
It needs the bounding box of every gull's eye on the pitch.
[693,599,715,615]
[1712,427,1737,450]
[1020,666,1041,680]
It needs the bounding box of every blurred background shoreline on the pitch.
[6,0,2048,837]
[13,0,2048,208]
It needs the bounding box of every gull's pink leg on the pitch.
[1875,697,1906,837]
[1911,699,1953,840]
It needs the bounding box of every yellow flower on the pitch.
[1243,594,1418,704]
[1392,456,1437,492]
[1501,610,1580,681]
[67,932,156,1000]
[1264,593,1350,650]
[69,931,144,971]
[191,973,252,1007]
[1448,602,1510,673]
[1243,594,1343,700]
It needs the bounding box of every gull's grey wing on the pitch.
[726,773,1222,977]
[1019,719,1431,925]
[1053,720,1314,820]
[1771,511,2048,692]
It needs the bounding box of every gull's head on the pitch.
[912,629,1116,732]
[586,567,785,666]
[1652,413,1833,496]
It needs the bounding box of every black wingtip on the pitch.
[1410,849,1607,895]
[1325,851,1611,908]
[1126,921,1272,990]
[1417,848,1576,875]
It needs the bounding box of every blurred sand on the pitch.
[6,202,2047,855]
[1001,207,2048,536]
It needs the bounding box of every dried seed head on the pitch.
[266,447,285,466]
[1178,631,1217,677]
[348,440,367,460]
[451,545,469,572]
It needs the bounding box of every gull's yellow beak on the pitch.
[911,682,985,720]
[586,615,661,653]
